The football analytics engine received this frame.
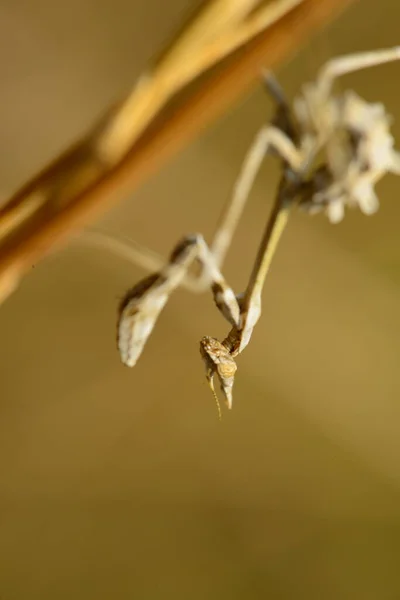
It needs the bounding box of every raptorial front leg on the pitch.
[117,233,241,368]
[199,178,294,412]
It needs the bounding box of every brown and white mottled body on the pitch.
[117,47,400,412]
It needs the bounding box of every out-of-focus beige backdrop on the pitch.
[1,1,400,598]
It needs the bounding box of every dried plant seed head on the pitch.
[286,48,400,223]
[200,336,237,410]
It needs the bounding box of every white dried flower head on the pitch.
[289,49,400,223]
[298,90,399,222]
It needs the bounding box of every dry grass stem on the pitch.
[0,0,356,305]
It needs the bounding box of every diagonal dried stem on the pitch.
[0,0,302,241]
[99,0,304,162]
[0,0,356,306]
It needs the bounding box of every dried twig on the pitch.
[0,0,356,305]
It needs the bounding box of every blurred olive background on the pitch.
[1,1,400,598]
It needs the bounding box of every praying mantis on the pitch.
[113,46,400,414]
